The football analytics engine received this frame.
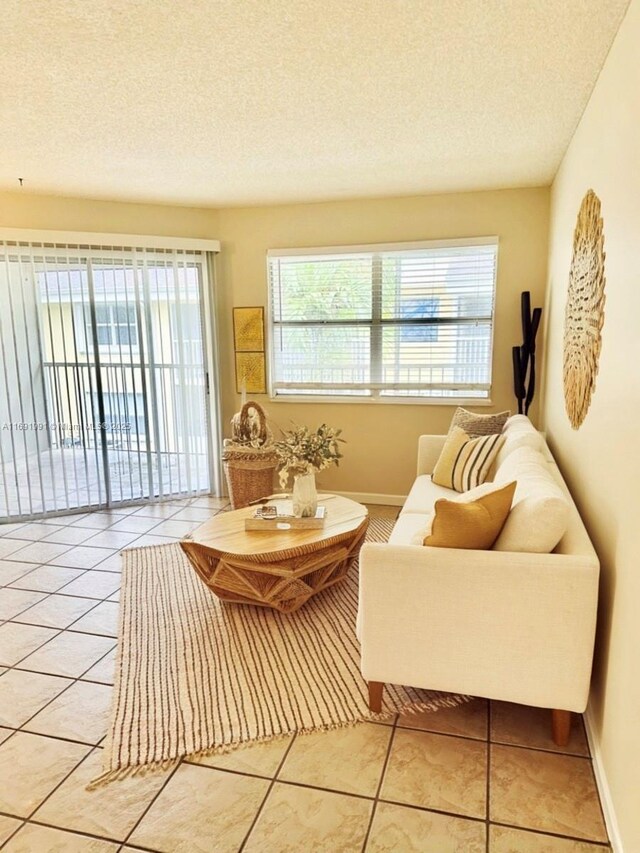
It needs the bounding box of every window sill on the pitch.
[268,394,494,407]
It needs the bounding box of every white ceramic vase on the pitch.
[292,472,318,518]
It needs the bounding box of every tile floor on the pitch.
[0,501,610,852]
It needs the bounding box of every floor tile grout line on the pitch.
[119,760,183,849]
[238,731,299,851]
[488,819,611,847]
[485,698,491,852]
[22,741,96,827]
[360,711,399,851]
[0,817,25,851]
[8,589,108,634]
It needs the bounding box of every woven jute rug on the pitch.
[95,516,468,785]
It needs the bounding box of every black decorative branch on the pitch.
[512,292,542,416]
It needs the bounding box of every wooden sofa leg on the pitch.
[552,709,572,747]
[368,681,384,713]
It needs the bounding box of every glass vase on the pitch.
[292,472,318,518]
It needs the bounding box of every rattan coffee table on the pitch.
[180,495,369,613]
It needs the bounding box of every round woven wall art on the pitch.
[563,189,606,429]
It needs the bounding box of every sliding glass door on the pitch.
[0,241,216,521]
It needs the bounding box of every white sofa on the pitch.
[357,416,599,745]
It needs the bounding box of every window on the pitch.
[267,238,498,400]
[93,304,138,348]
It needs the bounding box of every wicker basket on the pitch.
[223,402,278,509]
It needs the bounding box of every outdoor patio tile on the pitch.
[6,523,63,541]
[82,529,139,549]
[132,504,180,519]
[130,763,269,853]
[24,680,113,744]
[35,748,168,842]
[0,560,40,586]
[0,727,13,745]
[3,824,119,852]
[0,523,25,537]
[279,723,392,797]
[70,513,124,530]
[60,570,120,599]
[13,594,98,629]
[43,526,95,545]
[18,631,115,678]
[70,601,119,636]
[381,729,487,818]
[367,801,485,852]
[0,669,72,727]
[49,546,116,570]
[0,588,46,620]
[8,564,85,593]
[0,731,89,817]
[8,541,71,564]
[0,539,34,560]
[107,515,161,534]
[80,647,116,684]
[243,781,371,853]
[0,621,58,666]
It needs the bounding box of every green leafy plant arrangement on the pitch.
[274,424,345,489]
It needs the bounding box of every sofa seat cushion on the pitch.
[493,446,570,553]
[388,512,433,546]
[400,474,455,515]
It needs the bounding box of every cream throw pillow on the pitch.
[422,481,517,549]
[449,407,510,437]
[432,427,504,492]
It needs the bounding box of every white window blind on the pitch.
[267,238,498,400]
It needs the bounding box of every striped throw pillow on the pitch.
[432,427,505,492]
[449,407,510,438]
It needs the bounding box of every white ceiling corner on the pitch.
[0,0,630,207]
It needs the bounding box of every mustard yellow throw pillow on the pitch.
[424,481,517,549]
[432,427,504,492]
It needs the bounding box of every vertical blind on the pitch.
[268,238,499,399]
[0,240,214,520]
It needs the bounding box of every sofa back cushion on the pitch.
[432,428,504,492]
[423,480,517,549]
[493,415,544,470]
[493,446,569,553]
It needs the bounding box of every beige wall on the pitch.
[540,1,639,849]
[1,187,550,497]
[217,188,549,495]
[0,191,218,238]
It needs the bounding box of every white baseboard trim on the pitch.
[584,705,624,852]
[334,490,406,507]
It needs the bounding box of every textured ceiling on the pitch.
[0,0,630,207]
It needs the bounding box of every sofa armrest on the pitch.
[357,543,599,712]
[417,435,447,475]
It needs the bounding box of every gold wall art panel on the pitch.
[563,189,606,429]
[235,351,266,394]
[233,306,265,352]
